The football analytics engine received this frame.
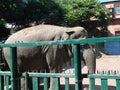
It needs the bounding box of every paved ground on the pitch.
[83,54,120,90]
[82,53,120,90]
[60,53,120,90]
[5,52,120,90]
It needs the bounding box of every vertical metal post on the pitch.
[116,79,120,90]
[101,79,108,90]
[44,78,49,90]
[0,47,4,90]
[73,44,82,90]
[10,47,19,90]
[89,78,95,90]
[52,78,59,90]
[65,78,69,90]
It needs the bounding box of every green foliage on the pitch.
[56,0,110,36]
[0,19,10,38]
[58,0,110,26]
[0,0,110,37]
[0,0,64,25]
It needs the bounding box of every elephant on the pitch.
[3,24,95,90]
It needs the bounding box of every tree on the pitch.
[56,0,110,37]
[0,19,10,39]
[0,0,110,37]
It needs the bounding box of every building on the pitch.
[100,0,120,55]
[101,0,120,36]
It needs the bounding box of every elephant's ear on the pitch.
[61,31,75,40]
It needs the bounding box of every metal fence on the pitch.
[0,37,120,90]
[88,70,120,90]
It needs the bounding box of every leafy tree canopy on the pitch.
[0,0,110,37]
[57,0,110,36]
[0,0,64,26]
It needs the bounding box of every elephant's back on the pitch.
[4,24,86,44]
[4,25,67,44]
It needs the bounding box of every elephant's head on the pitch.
[81,44,96,74]
[61,27,88,40]
[60,26,95,74]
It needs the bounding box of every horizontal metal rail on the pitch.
[88,74,120,79]
[1,37,120,90]
[88,73,120,90]
[1,37,120,47]
[0,71,88,78]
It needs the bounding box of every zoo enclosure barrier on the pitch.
[88,70,120,90]
[0,37,120,90]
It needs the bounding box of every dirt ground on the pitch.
[82,53,120,90]
[60,53,120,90]
[4,53,120,90]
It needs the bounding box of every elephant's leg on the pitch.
[46,46,61,90]
[49,68,60,90]
[82,47,96,90]
[20,76,32,90]
[20,78,25,90]
[83,48,96,73]
[49,69,55,90]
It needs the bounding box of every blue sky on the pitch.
[98,0,118,2]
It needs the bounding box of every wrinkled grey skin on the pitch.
[3,24,95,90]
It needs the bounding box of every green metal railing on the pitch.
[0,39,5,90]
[88,71,120,90]
[0,38,83,90]
[0,36,120,90]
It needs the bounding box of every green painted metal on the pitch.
[23,72,75,78]
[1,37,120,48]
[10,47,19,90]
[32,77,39,90]
[5,76,10,90]
[101,79,108,90]
[73,44,82,90]
[0,71,75,78]
[116,79,120,90]
[0,48,4,90]
[65,78,69,90]
[0,40,4,90]
[88,74,120,79]
[89,78,95,90]
[88,73,120,90]
[0,71,11,75]
[52,78,59,90]
[1,37,120,90]
[44,77,49,90]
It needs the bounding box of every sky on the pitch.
[98,0,118,2]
